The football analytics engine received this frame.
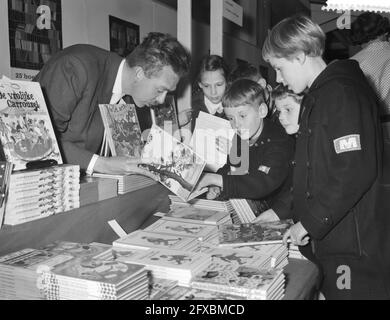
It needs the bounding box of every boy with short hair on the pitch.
[195,79,293,212]
[262,14,390,299]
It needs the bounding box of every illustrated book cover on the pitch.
[218,220,294,246]
[139,125,207,201]
[99,103,143,157]
[0,78,63,170]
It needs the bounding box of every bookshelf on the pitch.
[8,0,62,71]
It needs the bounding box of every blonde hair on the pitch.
[262,15,325,61]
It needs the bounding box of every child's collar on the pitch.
[249,121,264,146]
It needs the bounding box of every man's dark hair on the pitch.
[351,13,390,45]
[126,32,191,78]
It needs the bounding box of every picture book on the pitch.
[113,230,200,251]
[0,78,63,170]
[99,103,143,157]
[139,125,207,202]
[190,111,235,172]
[191,264,285,299]
[144,219,217,240]
[154,206,231,225]
[218,220,294,246]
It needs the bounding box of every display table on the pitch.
[0,184,171,256]
[0,183,320,300]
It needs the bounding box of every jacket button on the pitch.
[254,143,258,147]
[291,160,296,167]
[322,217,331,225]
[308,128,312,135]
[306,161,311,168]
[306,192,313,199]
[290,187,294,193]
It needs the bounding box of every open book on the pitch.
[139,125,207,202]
[190,111,235,173]
[0,78,63,170]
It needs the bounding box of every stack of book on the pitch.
[42,256,149,300]
[0,241,110,300]
[288,244,308,260]
[3,165,80,226]
[93,173,156,195]
[169,195,233,213]
[154,206,232,226]
[228,199,257,224]
[191,263,286,300]
[113,230,202,252]
[144,219,218,243]
[158,285,245,300]
[114,248,211,286]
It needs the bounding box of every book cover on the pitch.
[0,78,63,170]
[139,125,207,202]
[218,220,294,246]
[154,206,230,225]
[144,219,217,240]
[190,111,235,173]
[99,103,143,157]
[191,264,284,298]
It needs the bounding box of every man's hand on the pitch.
[283,222,310,246]
[93,156,154,177]
[253,209,280,223]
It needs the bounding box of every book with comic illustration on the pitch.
[218,220,294,246]
[139,125,207,202]
[99,103,143,157]
[0,78,63,170]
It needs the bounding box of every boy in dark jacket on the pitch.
[195,79,293,212]
[262,14,390,299]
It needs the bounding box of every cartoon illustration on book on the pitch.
[139,125,206,201]
[0,79,63,170]
[150,254,192,266]
[99,103,143,157]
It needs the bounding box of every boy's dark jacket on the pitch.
[217,119,294,207]
[292,59,390,269]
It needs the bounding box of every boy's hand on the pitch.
[195,173,223,190]
[206,186,221,200]
[253,209,280,223]
[283,222,310,246]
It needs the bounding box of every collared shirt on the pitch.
[86,59,126,175]
[110,59,126,104]
[352,41,390,116]
[204,96,224,115]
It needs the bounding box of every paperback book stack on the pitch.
[155,206,232,226]
[113,229,202,252]
[158,285,245,300]
[144,219,218,244]
[288,244,307,260]
[42,254,149,300]
[3,164,80,225]
[169,195,233,213]
[0,241,110,300]
[229,199,258,224]
[114,247,211,286]
[93,172,156,195]
[191,265,285,300]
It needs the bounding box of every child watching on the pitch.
[262,14,389,299]
[195,79,294,212]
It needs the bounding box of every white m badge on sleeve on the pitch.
[333,134,361,154]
